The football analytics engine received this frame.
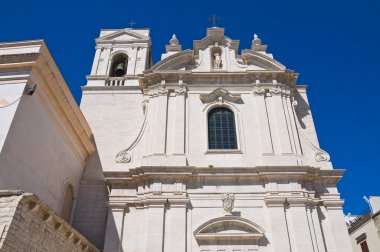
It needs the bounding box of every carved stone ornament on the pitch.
[148,87,169,97]
[200,88,241,103]
[221,193,235,215]
[252,86,265,94]
[175,85,187,95]
[292,98,330,162]
[116,100,149,163]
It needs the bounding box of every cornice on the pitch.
[104,166,345,184]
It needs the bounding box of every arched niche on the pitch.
[194,216,265,242]
[210,46,223,70]
[109,53,128,77]
[60,183,74,222]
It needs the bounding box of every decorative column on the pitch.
[253,87,274,154]
[265,196,291,252]
[307,203,327,252]
[271,87,293,154]
[286,197,315,251]
[145,198,166,252]
[152,84,169,155]
[323,198,354,252]
[173,85,186,155]
[103,202,127,252]
[90,47,102,75]
[126,47,138,75]
[164,198,189,252]
[98,48,111,75]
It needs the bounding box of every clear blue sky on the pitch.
[1,0,379,214]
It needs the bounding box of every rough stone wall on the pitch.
[0,191,98,252]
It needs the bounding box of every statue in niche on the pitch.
[214,53,222,69]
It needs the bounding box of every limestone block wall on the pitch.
[0,191,98,252]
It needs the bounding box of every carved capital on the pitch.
[252,86,265,95]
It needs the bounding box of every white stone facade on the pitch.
[79,27,354,252]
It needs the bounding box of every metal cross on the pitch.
[128,20,136,28]
[208,15,220,27]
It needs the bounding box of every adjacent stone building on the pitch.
[346,197,380,252]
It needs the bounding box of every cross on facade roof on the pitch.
[128,20,136,28]
[208,15,220,27]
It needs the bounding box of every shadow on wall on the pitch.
[72,136,109,250]
[293,89,311,129]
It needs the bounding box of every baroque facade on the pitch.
[78,27,353,252]
[0,27,354,252]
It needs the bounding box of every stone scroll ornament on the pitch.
[116,100,149,163]
[221,194,235,215]
[291,99,330,162]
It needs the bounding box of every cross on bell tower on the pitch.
[208,14,220,27]
[128,20,136,28]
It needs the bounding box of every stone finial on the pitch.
[251,33,267,52]
[169,34,179,45]
[166,34,182,53]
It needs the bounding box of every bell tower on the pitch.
[85,28,151,87]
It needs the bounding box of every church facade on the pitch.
[78,27,353,252]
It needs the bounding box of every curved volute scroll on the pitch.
[194,216,265,241]
[200,88,241,103]
[116,100,149,163]
[291,99,330,162]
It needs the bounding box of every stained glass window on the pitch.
[208,108,237,149]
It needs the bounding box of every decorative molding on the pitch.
[194,216,265,241]
[116,100,149,163]
[252,86,265,94]
[199,88,241,103]
[148,87,169,97]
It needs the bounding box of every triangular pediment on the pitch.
[98,29,149,41]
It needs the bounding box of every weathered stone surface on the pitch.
[0,191,98,252]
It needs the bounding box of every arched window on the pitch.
[61,184,74,222]
[110,53,128,77]
[208,107,237,149]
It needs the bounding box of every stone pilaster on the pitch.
[271,89,293,154]
[164,198,189,252]
[103,202,127,252]
[253,87,274,155]
[322,198,353,252]
[173,87,186,155]
[286,197,315,251]
[152,90,169,155]
[145,198,167,252]
[265,196,291,252]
